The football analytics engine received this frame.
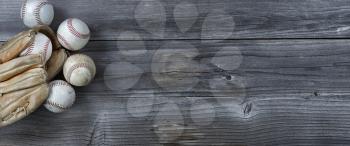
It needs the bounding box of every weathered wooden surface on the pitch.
[0,40,350,145]
[83,39,350,96]
[2,0,350,40]
[1,0,350,145]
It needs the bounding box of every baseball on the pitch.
[63,54,96,86]
[20,32,52,63]
[57,18,90,51]
[21,0,54,28]
[44,80,76,113]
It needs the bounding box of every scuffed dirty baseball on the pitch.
[21,0,54,28]
[44,80,76,113]
[19,32,53,63]
[57,18,90,51]
[63,54,96,86]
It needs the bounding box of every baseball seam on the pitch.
[20,0,28,20]
[41,39,50,61]
[57,33,74,50]
[66,63,91,83]
[23,42,35,56]
[67,19,90,39]
[46,100,70,111]
[34,0,49,25]
[49,80,71,88]
[47,81,73,111]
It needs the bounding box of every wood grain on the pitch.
[2,0,350,145]
[2,95,350,146]
[0,40,350,145]
[83,39,350,96]
[2,0,350,41]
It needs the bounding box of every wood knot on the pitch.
[225,75,232,80]
[243,102,253,117]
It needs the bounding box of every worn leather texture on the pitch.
[0,84,49,128]
[0,26,61,128]
[0,68,47,95]
[0,30,35,64]
[0,55,44,82]
[0,26,61,64]
[46,49,68,81]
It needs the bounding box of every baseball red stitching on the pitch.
[49,80,70,88]
[47,81,73,111]
[46,100,70,111]
[67,18,90,39]
[57,33,74,50]
[34,0,49,25]
[20,0,28,20]
[41,39,50,61]
[23,42,35,56]
[66,63,91,82]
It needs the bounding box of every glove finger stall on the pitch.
[0,68,48,95]
[0,30,35,63]
[0,54,44,82]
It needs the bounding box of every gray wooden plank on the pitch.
[0,39,350,145]
[82,39,350,96]
[2,0,350,41]
[2,95,350,146]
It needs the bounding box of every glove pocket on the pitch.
[33,25,61,50]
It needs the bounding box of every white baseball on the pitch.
[21,0,54,28]
[57,18,90,51]
[63,54,96,86]
[20,32,52,63]
[44,80,76,113]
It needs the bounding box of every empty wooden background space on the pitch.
[1,0,350,145]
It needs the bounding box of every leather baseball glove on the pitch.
[0,26,64,128]
[46,49,68,81]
